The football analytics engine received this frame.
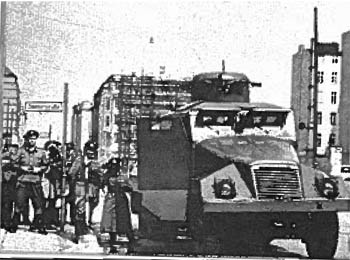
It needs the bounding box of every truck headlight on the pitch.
[322,178,339,200]
[214,178,236,199]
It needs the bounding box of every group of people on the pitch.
[1,130,134,253]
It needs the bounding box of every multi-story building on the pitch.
[91,73,191,172]
[292,31,350,165]
[316,43,342,155]
[291,45,312,157]
[3,67,21,144]
[339,31,350,164]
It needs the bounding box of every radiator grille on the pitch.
[252,164,302,200]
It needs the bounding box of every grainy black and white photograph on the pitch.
[1,0,350,259]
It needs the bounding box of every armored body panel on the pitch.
[131,72,350,258]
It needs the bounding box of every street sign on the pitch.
[25,101,63,112]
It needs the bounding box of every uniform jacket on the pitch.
[86,159,103,187]
[1,152,18,188]
[16,145,47,183]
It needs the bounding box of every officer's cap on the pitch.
[23,130,39,140]
[44,140,61,150]
[85,141,98,153]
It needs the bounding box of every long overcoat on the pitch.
[100,158,132,235]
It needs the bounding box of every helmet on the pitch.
[44,140,61,151]
[84,141,98,152]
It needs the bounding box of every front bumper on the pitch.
[203,198,350,213]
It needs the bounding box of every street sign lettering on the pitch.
[25,101,63,112]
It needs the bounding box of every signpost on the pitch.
[60,83,69,232]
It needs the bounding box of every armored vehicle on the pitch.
[131,71,350,258]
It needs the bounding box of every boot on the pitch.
[30,214,47,235]
[109,233,118,254]
[10,212,20,233]
[22,214,31,226]
[37,215,48,235]
[127,232,135,254]
[29,214,38,232]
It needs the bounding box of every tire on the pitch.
[304,212,339,259]
[198,237,221,256]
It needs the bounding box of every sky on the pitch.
[5,0,350,109]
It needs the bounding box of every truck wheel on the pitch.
[305,212,339,259]
[198,237,221,255]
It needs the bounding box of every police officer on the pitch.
[1,144,19,232]
[67,148,86,242]
[12,130,48,234]
[43,140,63,229]
[100,143,134,254]
[84,141,103,227]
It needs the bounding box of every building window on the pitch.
[332,57,339,64]
[329,133,336,146]
[317,71,324,84]
[317,133,322,147]
[330,112,337,125]
[106,98,111,110]
[105,115,110,127]
[331,72,338,84]
[331,92,337,104]
[317,112,322,125]
[114,114,118,124]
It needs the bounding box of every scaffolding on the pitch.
[103,74,191,175]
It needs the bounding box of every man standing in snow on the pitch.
[12,130,48,234]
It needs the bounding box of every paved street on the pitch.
[0,212,349,258]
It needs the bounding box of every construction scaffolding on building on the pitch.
[94,73,191,175]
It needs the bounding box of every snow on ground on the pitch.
[0,224,104,254]
[1,229,66,252]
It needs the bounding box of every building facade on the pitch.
[291,45,312,156]
[91,73,191,172]
[3,67,21,145]
[292,31,350,165]
[339,31,350,164]
[316,43,342,155]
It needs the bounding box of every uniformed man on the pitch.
[43,140,63,229]
[67,148,87,242]
[12,130,48,234]
[1,144,19,232]
[84,141,103,227]
[100,143,134,254]
[64,142,77,224]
